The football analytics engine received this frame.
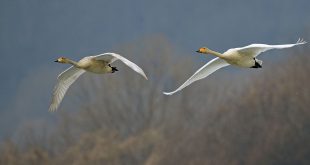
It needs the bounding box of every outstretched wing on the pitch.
[234,38,307,57]
[163,57,229,95]
[93,53,148,79]
[49,66,86,112]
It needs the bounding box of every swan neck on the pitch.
[208,49,224,58]
[67,59,79,67]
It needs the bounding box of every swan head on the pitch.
[196,47,210,54]
[54,57,69,63]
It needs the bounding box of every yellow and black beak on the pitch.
[54,59,59,62]
[195,50,200,53]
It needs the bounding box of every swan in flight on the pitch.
[163,38,307,95]
[49,53,148,112]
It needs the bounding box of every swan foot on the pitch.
[251,58,262,68]
[108,64,118,73]
[111,66,118,73]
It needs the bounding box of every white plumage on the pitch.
[49,53,148,112]
[164,39,307,95]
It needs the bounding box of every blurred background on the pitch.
[0,0,310,164]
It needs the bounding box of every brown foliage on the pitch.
[1,35,309,165]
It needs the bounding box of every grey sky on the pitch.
[0,0,309,138]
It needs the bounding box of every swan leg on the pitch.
[251,58,262,68]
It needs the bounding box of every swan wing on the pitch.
[92,53,116,63]
[163,57,229,95]
[94,53,148,79]
[234,38,307,57]
[49,66,86,112]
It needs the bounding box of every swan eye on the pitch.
[56,57,67,63]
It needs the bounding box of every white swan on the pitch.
[163,38,307,95]
[49,53,148,112]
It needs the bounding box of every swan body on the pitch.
[163,39,307,95]
[49,53,148,112]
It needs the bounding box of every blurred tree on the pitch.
[1,35,309,165]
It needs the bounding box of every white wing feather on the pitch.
[93,53,148,79]
[49,66,86,112]
[163,57,229,95]
[234,38,307,57]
